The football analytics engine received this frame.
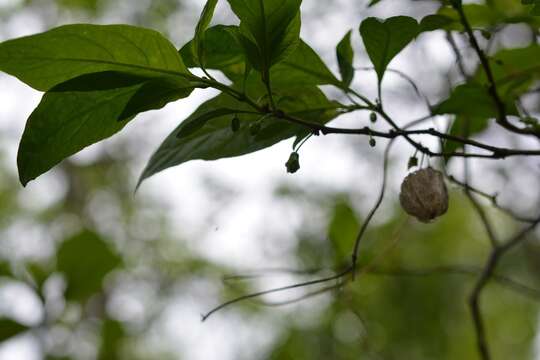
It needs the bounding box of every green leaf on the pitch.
[336,30,355,88]
[181,25,340,87]
[480,45,540,96]
[436,4,503,30]
[328,200,360,265]
[433,83,518,118]
[368,0,383,6]
[176,108,240,138]
[226,0,302,71]
[139,87,340,184]
[359,16,419,83]
[0,24,191,91]
[419,14,456,32]
[0,319,28,342]
[118,77,194,120]
[180,25,245,74]
[193,0,219,68]
[269,40,341,87]
[17,72,193,185]
[57,230,121,302]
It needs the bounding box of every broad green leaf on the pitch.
[180,25,246,79]
[419,14,456,32]
[336,30,355,88]
[139,87,340,184]
[269,40,341,87]
[193,0,219,68]
[480,45,540,96]
[182,25,339,87]
[176,108,240,138]
[433,83,518,118]
[226,0,302,71]
[180,25,249,84]
[437,4,501,29]
[368,0,383,6]
[0,24,191,91]
[328,200,360,265]
[181,25,340,88]
[57,230,121,301]
[359,16,419,83]
[118,77,194,120]
[0,319,28,342]
[434,4,540,29]
[17,72,193,185]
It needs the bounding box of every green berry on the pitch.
[370,112,377,123]
[369,138,376,147]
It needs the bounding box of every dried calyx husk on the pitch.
[399,167,449,223]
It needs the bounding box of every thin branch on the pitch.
[463,140,499,248]
[446,30,470,80]
[222,267,324,282]
[276,111,540,159]
[257,283,344,307]
[446,175,538,223]
[452,2,540,138]
[220,264,540,309]
[201,266,353,321]
[355,66,432,110]
[350,138,393,277]
[468,216,540,360]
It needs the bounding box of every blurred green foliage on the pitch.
[268,193,539,360]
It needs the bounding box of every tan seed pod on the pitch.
[399,167,449,223]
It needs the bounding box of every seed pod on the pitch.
[285,152,300,174]
[399,167,448,223]
[231,116,240,132]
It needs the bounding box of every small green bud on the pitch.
[231,116,240,132]
[285,152,300,174]
[249,121,261,135]
[480,30,491,40]
[369,138,376,147]
[408,156,419,169]
[370,112,377,123]
[521,116,540,128]
[521,116,535,124]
